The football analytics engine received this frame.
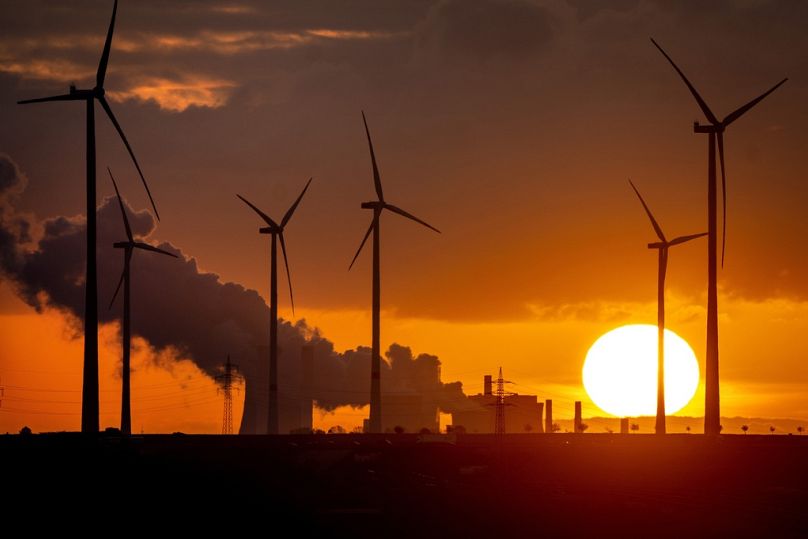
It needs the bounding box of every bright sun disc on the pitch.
[583,324,700,417]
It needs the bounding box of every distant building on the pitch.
[450,375,544,434]
[249,344,316,435]
[281,348,313,434]
[362,393,440,433]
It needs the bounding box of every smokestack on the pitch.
[545,399,553,433]
[574,401,582,433]
[483,375,493,396]
[301,344,314,430]
[620,417,629,434]
[536,402,544,433]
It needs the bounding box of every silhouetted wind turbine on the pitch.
[650,38,786,435]
[629,180,706,435]
[18,0,159,433]
[237,178,312,435]
[349,112,440,434]
[108,169,175,436]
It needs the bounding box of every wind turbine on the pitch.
[650,38,786,435]
[237,178,312,435]
[108,168,175,436]
[629,180,706,435]
[18,0,159,433]
[349,112,440,434]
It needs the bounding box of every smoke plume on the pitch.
[0,155,469,433]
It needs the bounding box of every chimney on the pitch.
[620,417,629,434]
[300,344,314,430]
[545,399,553,433]
[483,375,493,396]
[536,402,544,433]
[574,401,582,433]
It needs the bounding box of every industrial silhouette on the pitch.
[237,177,312,434]
[16,0,158,433]
[629,179,706,435]
[451,373,544,434]
[650,38,787,436]
[349,112,440,434]
[108,168,176,436]
[574,401,583,433]
[215,355,243,435]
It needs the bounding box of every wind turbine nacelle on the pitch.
[694,122,721,133]
[68,88,94,99]
[361,201,383,210]
[259,226,278,235]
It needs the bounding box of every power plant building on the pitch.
[362,393,440,433]
[450,375,544,433]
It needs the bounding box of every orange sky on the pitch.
[3,275,808,434]
[2,1,808,433]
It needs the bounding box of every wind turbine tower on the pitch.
[237,178,312,434]
[349,112,440,433]
[629,180,706,435]
[650,38,786,435]
[108,169,176,435]
[17,0,159,433]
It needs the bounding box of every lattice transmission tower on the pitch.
[215,355,242,434]
[493,367,514,435]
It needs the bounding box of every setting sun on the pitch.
[583,324,700,417]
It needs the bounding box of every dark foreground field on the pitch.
[2,433,806,537]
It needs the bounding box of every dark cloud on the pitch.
[417,0,556,60]
[0,155,28,276]
[1,1,807,324]
[567,0,640,21]
[0,155,27,195]
[0,155,470,432]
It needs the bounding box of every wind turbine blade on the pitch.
[650,38,719,125]
[109,267,125,310]
[362,111,384,202]
[278,232,295,316]
[109,248,130,309]
[98,95,160,220]
[722,78,787,127]
[97,0,118,88]
[628,179,666,242]
[717,132,727,268]
[236,194,278,228]
[668,232,708,246]
[281,177,312,228]
[18,94,82,104]
[108,167,133,242]
[383,204,441,234]
[133,242,178,258]
[349,217,376,270]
